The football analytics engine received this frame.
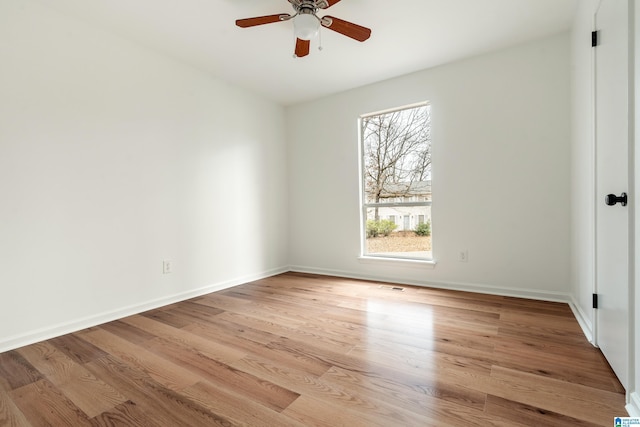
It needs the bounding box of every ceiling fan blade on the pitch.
[294,38,310,58]
[236,14,290,28]
[321,16,371,42]
[320,0,342,8]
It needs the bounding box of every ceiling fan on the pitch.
[236,0,372,58]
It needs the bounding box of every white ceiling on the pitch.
[36,0,578,106]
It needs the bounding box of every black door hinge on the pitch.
[592,30,599,47]
[593,293,599,309]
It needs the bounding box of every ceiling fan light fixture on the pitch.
[235,0,371,58]
[294,13,320,40]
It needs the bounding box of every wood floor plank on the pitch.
[144,336,300,412]
[276,323,356,355]
[211,310,308,346]
[162,300,225,324]
[190,292,253,312]
[359,327,495,362]
[48,333,109,364]
[10,379,92,427]
[321,365,487,413]
[89,400,156,427]
[121,314,248,365]
[392,291,504,316]
[182,380,306,427]
[232,353,351,403]
[497,320,589,347]
[499,310,584,333]
[84,356,195,426]
[84,356,234,426]
[183,317,280,353]
[282,395,387,427]
[17,342,127,418]
[234,352,488,427]
[283,391,519,427]
[0,351,43,391]
[214,296,312,329]
[347,343,492,379]
[484,394,603,427]
[260,339,334,378]
[498,296,576,317]
[139,307,193,329]
[493,339,623,392]
[81,328,201,391]
[98,319,157,345]
[486,365,625,425]
[0,272,627,426]
[0,389,31,427]
[328,301,501,337]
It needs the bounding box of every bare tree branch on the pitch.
[362,105,431,219]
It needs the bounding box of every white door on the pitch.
[594,0,630,389]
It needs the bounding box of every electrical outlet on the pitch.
[162,260,172,274]
[458,250,468,263]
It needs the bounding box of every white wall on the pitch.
[0,0,288,351]
[287,34,572,299]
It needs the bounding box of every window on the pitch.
[403,215,410,230]
[359,103,432,260]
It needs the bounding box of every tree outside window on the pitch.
[360,103,432,260]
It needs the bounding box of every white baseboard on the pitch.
[288,265,572,303]
[627,391,640,417]
[0,265,595,357]
[0,266,288,353]
[568,295,594,345]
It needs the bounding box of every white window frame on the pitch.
[357,102,435,266]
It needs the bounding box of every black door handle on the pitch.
[605,192,627,206]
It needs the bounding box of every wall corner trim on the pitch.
[569,295,595,344]
[626,391,640,417]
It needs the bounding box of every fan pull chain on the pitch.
[318,27,323,51]
[292,34,297,58]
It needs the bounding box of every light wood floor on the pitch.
[0,272,627,426]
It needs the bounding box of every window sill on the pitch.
[357,255,437,269]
